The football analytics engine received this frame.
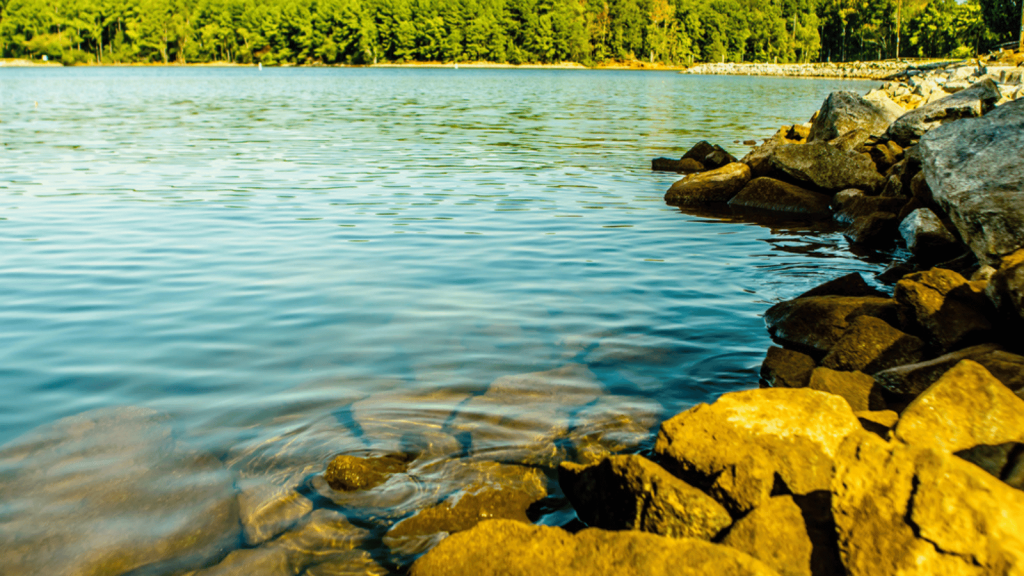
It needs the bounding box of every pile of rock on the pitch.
[408,74,1024,575]
[883,59,1024,108]
[681,61,909,80]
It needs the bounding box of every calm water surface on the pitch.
[1,67,883,570]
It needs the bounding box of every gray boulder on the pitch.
[808,91,901,142]
[769,142,885,194]
[898,208,959,259]
[0,407,240,576]
[885,78,1001,146]
[986,248,1024,323]
[665,163,751,206]
[727,177,832,219]
[919,97,1024,266]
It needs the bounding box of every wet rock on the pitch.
[727,177,831,218]
[654,388,861,515]
[873,343,1024,396]
[0,407,240,576]
[832,193,906,226]
[920,97,1024,266]
[808,91,900,143]
[956,443,1024,490]
[682,140,719,163]
[820,315,925,374]
[893,360,1024,453]
[566,395,660,465]
[855,409,898,439]
[325,454,408,492]
[898,208,959,260]
[768,142,885,194]
[741,137,787,178]
[760,346,815,388]
[721,494,843,576]
[808,368,886,412]
[764,295,897,356]
[559,455,731,540]
[304,552,390,576]
[408,519,781,576]
[842,212,899,246]
[794,272,888,300]
[238,481,315,546]
[894,267,993,351]
[664,162,752,206]
[885,78,1001,146]
[831,430,1024,575]
[986,248,1024,323]
[705,148,738,169]
[652,157,704,172]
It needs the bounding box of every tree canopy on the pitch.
[0,0,1009,65]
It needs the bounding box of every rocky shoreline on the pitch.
[681,60,912,80]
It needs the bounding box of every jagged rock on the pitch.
[764,295,897,356]
[559,455,731,540]
[855,410,899,438]
[0,407,240,576]
[652,157,704,172]
[893,360,1024,453]
[956,443,1024,490]
[898,208,959,260]
[324,454,408,492]
[885,78,1001,146]
[808,367,886,412]
[820,315,925,374]
[870,145,899,173]
[741,136,787,178]
[831,430,1024,575]
[190,509,369,576]
[872,343,1024,395]
[863,89,906,120]
[832,193,905,225]
[408,520,781,576]
[768,142,885,194]
[665,163,751,206]
[986,249,1024,323]
[894,267,993,351]
[920,97,1024,266]
[720,494,843,576]
[682,140,719,163]
[238,481,314,546]
[795,272,888,300]
[809,91,900,143]
[843,212,899,246]
[654,388,861,515]
[760,346,815,388]
[727,177,831,218]
[828,127,871,152]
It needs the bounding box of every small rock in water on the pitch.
[664,162,751,206]
[325,454,409,491]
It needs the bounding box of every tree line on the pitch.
[0,0,1016,66]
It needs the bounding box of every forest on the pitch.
[0,0,1018,66]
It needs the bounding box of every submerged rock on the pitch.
[832,194,906,226]
[559,455,731,540]
[238,481,315,546]
[727,177,832,218]
[652,157,704,172]
[324,454,409,492]
[408,519,781,576]
[654,388,861,516]
[664,162,751,205]
[920,97,1024,265]
[842,211,899,246]
[0,407,240,576]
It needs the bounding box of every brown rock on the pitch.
[873,343,1024,396]
[820,315,925,374]
[808,368,886,412]
[652,157,705,172]
[408,520,781,576]
[833,195,906,226]
[654,388,861,515]
[843,211,899,246]
[741,137,787,178]
[721,494,843,576]
[559,455,731,540]
[986,248,1024,323]
[831,430,1024,575]
[768,142,885,194]
[760,346,815,388]
[808,91,901,143]
[794,272,887,300]
[828,128,871,152]
[324,454,408,492]
[894,268,994,351]
[682,140,719,163]
[727,178,832,219]
[893,360,1024,453]
[764,295,897,356]
[665,163,752,206]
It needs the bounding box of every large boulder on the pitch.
[893,360,1024,453]
[720,494,844,576]
[559,455,732,540]
[764,295,897,356]
[808,91,901,142]
[919,97,1024,266]
[831,430,1024,575]
[0,407,240,576]
[819,315,925,374]
[885,78,1001,146]
[874,343,1024,396]
[727,177,832,219]
[408,519,781,576]
[665,163,751,206]
[654,388,861,515]
[768,142,885,194]
[894,268,994,351]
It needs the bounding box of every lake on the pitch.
[0,67,883,574]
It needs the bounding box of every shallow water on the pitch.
[0,67,884,572]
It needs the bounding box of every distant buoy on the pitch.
[258,62,263,71]
[454,62,458,70]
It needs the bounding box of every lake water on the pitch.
[0,67,883,573]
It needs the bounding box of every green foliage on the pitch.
[978,0,1021,42]
[0,0,1010,64]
